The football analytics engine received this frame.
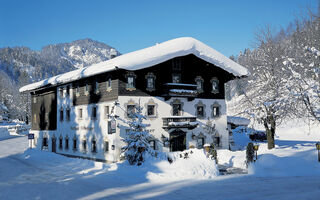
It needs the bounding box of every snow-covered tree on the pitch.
[115,102,155,166]
[237,26,293,149]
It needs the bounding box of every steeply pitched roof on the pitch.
[20,37,248,92]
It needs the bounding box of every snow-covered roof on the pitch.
[227,116,250,126]
[20,37,249,92]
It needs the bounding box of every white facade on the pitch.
[31,86,229,162]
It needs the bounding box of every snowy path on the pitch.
[0,137,320,200]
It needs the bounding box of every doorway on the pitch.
[170,129,186,152]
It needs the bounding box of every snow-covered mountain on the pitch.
[0,38,120,121]
[0,38,120,83]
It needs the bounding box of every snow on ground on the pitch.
[0,121,320,200]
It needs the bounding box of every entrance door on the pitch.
[170,130,186,152]
[52,138,56,153]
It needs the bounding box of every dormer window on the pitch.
[145,72,156,92]
[106,78,112,91]
[210,78,219,93]
[125,72,136,91]
[195,76,204,93]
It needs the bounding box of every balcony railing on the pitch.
[162,116,198,130]
[162,83,198,99]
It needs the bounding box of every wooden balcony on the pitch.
[162,83,198,100]
[162,116,198,130]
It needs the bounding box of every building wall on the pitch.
[116,96,229,151]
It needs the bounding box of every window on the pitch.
[60,108,64,121]
[85,83,89,95]
[92,106,97,120]
[73,136,77,150]
[78,108,83,119]
[197,138,205,149]
[65,136,69,150]
[42,137,48,149]
[106,78,112,91]
[66,108,70,121]
[172,58,181,71]
[212,106,219,117]
[76,85,80,96]
[59,87,64,98]
[82,139,87,152]
[59,136,63,149]
[127,77,135,88]
[210,78,219,93]
[104,141,109,152]
[147,77,154,89]
[126,72,137,90]
[195,76,204,93]
[147,105,155,117]
[172,74,181,83]
[197,106,204,117]
[104,106,109,118]
[92,138,97,153]
[149,140,156,150]
[145,72,156,92]
[173,104,182,116]
[127,105,135,117]
[66,85,70,97]
[94,81,99,94]
[211,102,221,118]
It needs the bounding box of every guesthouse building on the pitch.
[20,37,248,162]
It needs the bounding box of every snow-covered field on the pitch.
[0,123,320,200]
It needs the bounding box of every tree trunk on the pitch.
[264,116,275,150]
[266,129,275,149]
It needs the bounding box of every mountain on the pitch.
[0,38,120,83]
[0,38,120,122]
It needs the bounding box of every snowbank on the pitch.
[0,127,10,139]
[249,148,320,177]
[147,149,219,182]
[20,37,248,92]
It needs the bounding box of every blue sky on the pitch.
[0,0,317,57]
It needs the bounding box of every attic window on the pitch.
[210,78,219,94]
[125,72,136,91]
[145,72,156,92]
[172,58,181,71]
